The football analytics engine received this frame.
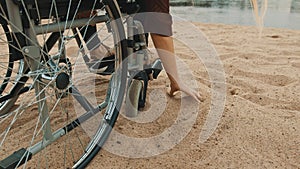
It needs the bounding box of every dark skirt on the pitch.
[136,0,173,36]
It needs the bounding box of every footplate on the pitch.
[133,59,163,110]
[0,148,32,169]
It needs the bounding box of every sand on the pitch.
[87,23,300,168]
[1,22,299,169]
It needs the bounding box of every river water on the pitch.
[170,0,300,30]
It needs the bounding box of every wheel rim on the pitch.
[0,24,25,115]
[0,1,127,168]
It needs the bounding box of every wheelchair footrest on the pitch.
[151,59,163,79]
[0,148,32,169]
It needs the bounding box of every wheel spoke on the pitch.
[0,0,127,168]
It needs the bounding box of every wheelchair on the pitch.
[0,0,162,168]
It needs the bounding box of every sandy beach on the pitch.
[0,21,299,169]
[86,23,300,168]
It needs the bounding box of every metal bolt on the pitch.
[24,48,29,54]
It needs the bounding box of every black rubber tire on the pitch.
[125,79,143,117]
[0,0,127,168]
[0,24,27,116]
[73,1,128,168]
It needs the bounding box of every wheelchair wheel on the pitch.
[0,24,27,116]
[125,79,143,117]
[0,0,127,168]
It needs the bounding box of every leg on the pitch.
[74,18,115,74]
[76,11,111,60]
[78,25,110,60]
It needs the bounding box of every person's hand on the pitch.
[167,76,204,102]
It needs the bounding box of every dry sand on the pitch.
[87,23,300,168]
[1,22,299,169]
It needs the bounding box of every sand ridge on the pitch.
[87,23,300,169]
[0,23,299,168]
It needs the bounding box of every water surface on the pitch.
[170,0,300,29]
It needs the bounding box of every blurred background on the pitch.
[170,0,300,29]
